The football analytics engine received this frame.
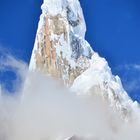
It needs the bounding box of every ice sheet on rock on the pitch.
[66,0,86,37]
[42,0,67,15]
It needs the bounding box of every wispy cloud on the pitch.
[132,64,140,71]
[116,64,140,71]
[115,64,140,94]
[0,48,28,93]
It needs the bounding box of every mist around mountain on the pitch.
[0,56,140,140]
[0,0,140,139]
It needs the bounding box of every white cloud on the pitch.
[124,80,140,93]
[0,56,140,140]
[0,55,28,93]
[117,64,140,71]
[115,63,140,93]
[133,64,140,71]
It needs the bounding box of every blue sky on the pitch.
[0,0,140,102]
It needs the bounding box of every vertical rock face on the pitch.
[30,0,139,120]
[30,0,93,85]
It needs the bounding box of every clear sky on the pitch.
[0,0,140,102]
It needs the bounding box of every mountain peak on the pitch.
[29,0,139,121]
[29,0,92,84]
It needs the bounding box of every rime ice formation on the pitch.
[29,0,140,122]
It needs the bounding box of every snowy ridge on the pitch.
[71,53,140,120]
[29,0,140,122]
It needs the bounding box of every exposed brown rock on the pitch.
[33,12,90,86]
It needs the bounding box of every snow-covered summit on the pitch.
[29,0,92,84]
[29,0,140,121]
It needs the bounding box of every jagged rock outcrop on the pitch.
[30,0,92,86]
[29,0,139,121]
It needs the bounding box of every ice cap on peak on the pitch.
[42,0,67,15]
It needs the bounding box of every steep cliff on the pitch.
[30,0,93,85]
[29,0,139,121]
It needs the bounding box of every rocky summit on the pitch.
[30,0,139,122]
